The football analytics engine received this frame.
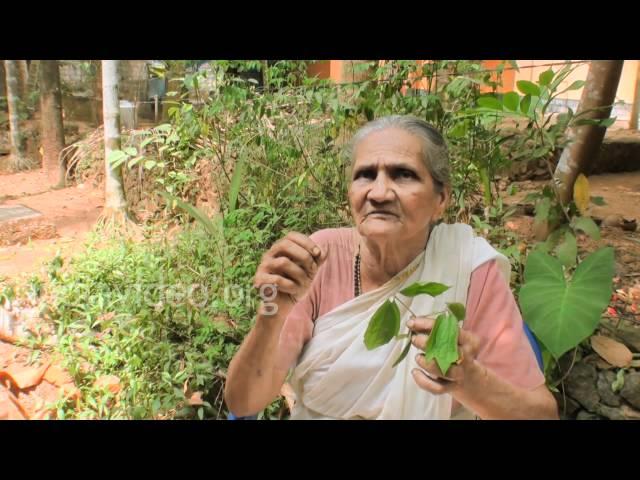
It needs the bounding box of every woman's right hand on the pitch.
[253,231,328,304]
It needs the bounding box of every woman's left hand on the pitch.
[407,316,484,396]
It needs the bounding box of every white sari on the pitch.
[288,223,510,420]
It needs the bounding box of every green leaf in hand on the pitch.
[400,282,450,298]
[447,302,466,321]
[364,299,401,350]
[392,338,413,368]
[424,312,460,376]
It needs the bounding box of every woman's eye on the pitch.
[356,170,375,179]
[398,169,415,179]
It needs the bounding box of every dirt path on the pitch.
[0,168,102,419]
[0,169,103,280]
[505,170,640,222]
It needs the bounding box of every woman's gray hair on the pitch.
[346,115,451,192]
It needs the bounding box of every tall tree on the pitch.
[39,60,66,187]
[4,60,31,170]
[101,60,128,218]
[0,62,6,102]
[553,61,624,205]
[27,60,40,95]
[17,60,29,100]
[630,61,640,130]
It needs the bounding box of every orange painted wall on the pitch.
[309,60,639,127]
[307,61,331,79]
[306,60,345,83]
[479,60,516,93]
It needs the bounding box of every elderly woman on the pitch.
[225,115,559,420]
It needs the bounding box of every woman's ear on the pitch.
[436,186,450,220]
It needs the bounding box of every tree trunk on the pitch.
[0,62,6,105]
[92,60,103,126]
[630,61,640,130]
[261,60,269,91]
[4,60,30,170]
[27,60,40,96]
[102,60,128,214]
[553,61,624,205]
[17,60,29,100]
[40,60,66,187]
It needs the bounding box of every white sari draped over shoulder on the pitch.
[288,223,510,420]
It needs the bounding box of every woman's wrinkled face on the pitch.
[348,128,448,242]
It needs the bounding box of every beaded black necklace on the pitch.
[354,243,362,297]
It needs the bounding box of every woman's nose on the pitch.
[367,174,395,202]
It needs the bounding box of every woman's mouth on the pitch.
[366,211,397,218]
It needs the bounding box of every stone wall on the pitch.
[559,360,640,420]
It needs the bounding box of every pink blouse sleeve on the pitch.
[274,230,334,371]
[464,260,546,390]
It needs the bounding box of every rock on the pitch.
[576,410,602,420]
[620,254,636,265]
[587,353,616,370]
[0,217,58,247]
[600,318,640,353]
[622,219,637,232]
[603,214,624,228]
[595,404,626,420]
[597,371,622,407]
[620,372,640,410]
[566,363,600,411]
[553,392,580,418]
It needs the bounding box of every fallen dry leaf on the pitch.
[615,289,630,303]
[0,361,51,390]
[583,353,615,370]
[93,375,121,394]
[213,315,237,329]
[596,359,615,370]
[188,391,204,406]
[590,335,633,368]
[505,221,517,231]
[97,312,115,323]
[58,383,81,401]
[518,242,527,254]
[79,361,94,375]
[0,330,18,344]
[621,404,640,420]
[0,384,28,419]
[43,364,73,387]
[30,408,51,420]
